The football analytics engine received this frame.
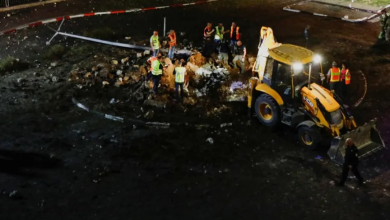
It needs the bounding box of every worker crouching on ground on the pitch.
[203,22,215,57]
[230,22,241,54]
[232,41,246,74]
[338,138,365,187]
[173,61,187,101]
[150,31,161,57]
[151,56,165,94]
[327,61,340,93]
[378,9,389,41]
[339,62,351,99]
[168,30,177,60]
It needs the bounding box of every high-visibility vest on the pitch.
[174,67,186,83]
[150,35,160,49]
[215,26,224,40]
[345,69,351,85]
[152,60,162,75]
[168,33,176,47]
[148,57,157,71]
[230,26,240,40]
[330,67,341,82]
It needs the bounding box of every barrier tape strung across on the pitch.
[0,0,218,36]
[283,0,390,23]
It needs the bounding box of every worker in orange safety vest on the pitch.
[327,61,341,93]
[230,22,241,54]
[203,22,215,57]
[167,30,176,60]
[339,62,351,99]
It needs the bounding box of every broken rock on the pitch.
[144,99,166,108]
[144,110,154,119]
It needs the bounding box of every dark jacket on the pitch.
[344,145,359,166]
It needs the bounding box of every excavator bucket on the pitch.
[328,118,385,164]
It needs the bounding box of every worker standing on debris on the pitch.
[146,53,162,82]
[150,31,161,57]
[218,39,230,66]
[339,62,351,99]
[214,23,229,51]
[378,9,389,41]
[203,22,215,57]
[327,61,340,93]
[173,61,187,101]
[151,56,164,94]
[168,30,177,60]
[232,41,246,74]
[338,138,365,186]
[230,22,241,54]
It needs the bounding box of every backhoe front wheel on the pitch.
[298,124,321,150]
[255,94,280,127]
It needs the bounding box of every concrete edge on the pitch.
[0,0,65,13]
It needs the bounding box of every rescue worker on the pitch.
[173,61,187,101]
[327,61,340,93]
[338,138,365,186]
[151,56,164,94]
[232,40,246,74]
[339,62,351,99]
[168,30,176,60]
[146,52,162,82]
[203,22,215,57]
[230,22,241,54]
[378,9,389,41]
[150,31,161,57]
[214,23,229,51]
[218,39,230,66]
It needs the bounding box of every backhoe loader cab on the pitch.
[248,35,384,164]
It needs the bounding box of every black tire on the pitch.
[297,125,321,150]
[254,94,280,127]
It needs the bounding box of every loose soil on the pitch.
[0,0,390,220]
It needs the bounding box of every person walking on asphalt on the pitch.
[232,40,246,74]
[378,9,389,41]
[203,22,215,57]
[327,61,340,93]
[338,138,365,186]
[173,61,186,101]
[151,56,164,94]
[150,31,161,57]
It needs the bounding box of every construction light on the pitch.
[313,54,322,63]
[293,62,303,71]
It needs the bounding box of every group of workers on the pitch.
[327,61,351,98]
[203,22,247,74]
[146,22,248,101]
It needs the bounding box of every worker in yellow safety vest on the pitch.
[150,31,161,57]
[327,61,341,93]
[151,56,164,94]
[173,61,187,101]
[214,23,229,51]
[230,22,241,54]
[339,62,351,99]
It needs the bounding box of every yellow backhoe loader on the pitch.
[248,27,385,164]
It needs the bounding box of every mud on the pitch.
[0,0,390,219]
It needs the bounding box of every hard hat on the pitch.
[332,61,337,66]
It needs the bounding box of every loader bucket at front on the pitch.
[327,119,385,164]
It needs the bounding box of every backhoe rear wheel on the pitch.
[298,124,321,150]
[255,94,280,127]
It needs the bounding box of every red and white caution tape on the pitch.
[0,0,218,36]
[283,0,390,23]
